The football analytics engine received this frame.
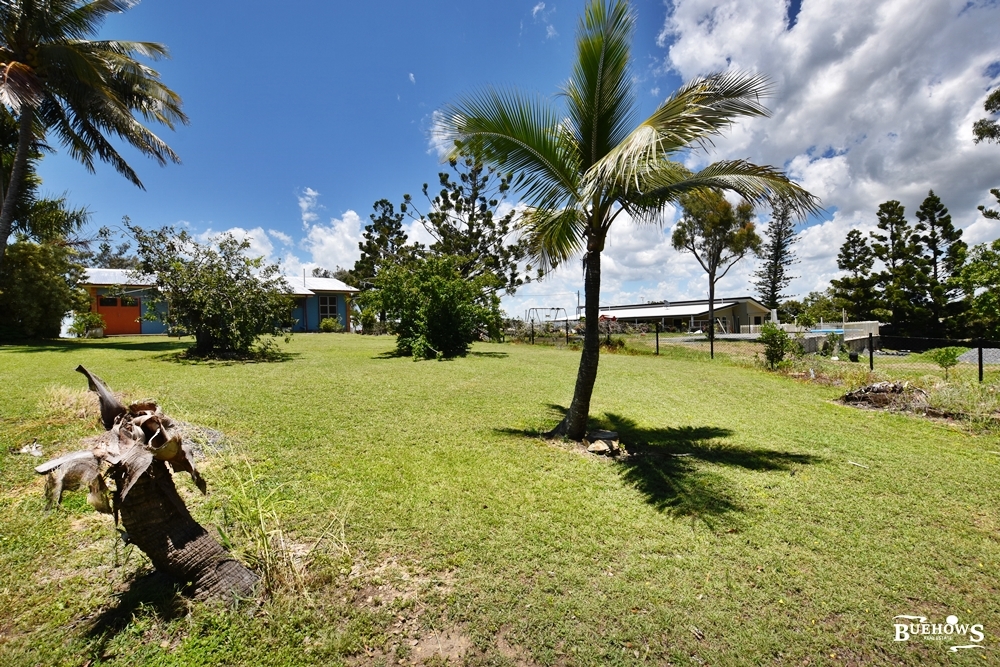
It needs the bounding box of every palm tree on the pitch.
[0,0,187,270]
[438,0,819,440]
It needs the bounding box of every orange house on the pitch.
[82,268,167,335]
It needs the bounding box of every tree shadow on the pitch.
[597,413,822,527]
[468,351,509,358]
[496,406,822,528]
[152,350,301,365]
[85,570,187,652]
[0,338,191,354]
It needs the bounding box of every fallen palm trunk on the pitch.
[35,366,257,601]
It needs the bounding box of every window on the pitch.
[99,297,117,307]
[319,295,338,322]
[754,316,762,325]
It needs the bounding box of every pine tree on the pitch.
[752,199,798,310]
[870,200,931,336]
[830,229,877,321]
[915,191,966,335]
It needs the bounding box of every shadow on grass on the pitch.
[152,349,301,365]
[0,338,191,354]
[498,406,822,528]
[597,413,822,527]
[86,570,186,650]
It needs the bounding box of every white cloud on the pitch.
[655,0,1000,300]
[546,24,558,39]
[427,109,453,157]
[268,229,293,246]
[302,210,365,271]
[532,2,545,18]
[409,72,415,84]
[298,187,321,227]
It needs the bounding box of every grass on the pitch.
[1,334,999,665]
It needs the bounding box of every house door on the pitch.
[96,296,142,335]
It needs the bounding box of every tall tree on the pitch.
[403,154,533,295]
[957,239,1000,339]
[672,190,760,357]
[438,0,818,439]
[915,190,966,335]
[830,229,877,322]
[0,0,187,271]
[978,188,1000,220]
[752,198,797,310]
[972,88,1000,145]
[352,199,418,331]
[870,200,931,335]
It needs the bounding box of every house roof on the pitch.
[598,296,770,320]
[286,275,359,294]
[82,268,359,296]
[83,268,154,286]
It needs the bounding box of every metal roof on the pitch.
[83,269,358,296]
[598,297,771,320]
[286,275,359,294]
[83,268,154,286]
[599,302,736,319]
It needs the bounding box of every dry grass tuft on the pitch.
[38,386,99,422]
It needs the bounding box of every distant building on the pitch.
[80,269,358,335]
[81,268,166,335]
[284,275,358,332]
[598,297,772,333]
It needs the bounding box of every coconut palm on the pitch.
[0,0,186,270]
[438,0,819,439]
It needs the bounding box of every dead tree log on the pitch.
[35,366,258,601]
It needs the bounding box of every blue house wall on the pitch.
[291,293,349,332]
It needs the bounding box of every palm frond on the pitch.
[563,0,635,167]
[587,71,772,193]
[627,158,821,224]
[438,86,580,212]
[519,206,586,272]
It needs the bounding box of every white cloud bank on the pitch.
[198,1,1000,321]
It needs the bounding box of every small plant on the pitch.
[924,346,966,380]
[600,337,626,352]
[319,317,344,333]
[759,322,792,369]
[68,311,105,338]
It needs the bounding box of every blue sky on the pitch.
[36,0,1000,319]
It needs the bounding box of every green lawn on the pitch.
[1,334,998,666]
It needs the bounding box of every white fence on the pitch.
[740,321,880,339]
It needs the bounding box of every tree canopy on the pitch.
[437,0,818,439]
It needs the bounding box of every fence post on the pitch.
[655,322,660,355]
[869,332,874,371]
[979,339,984,383]
[565,319,569,345]
[530,321,534,345]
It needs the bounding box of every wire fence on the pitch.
[503,318,1000,384]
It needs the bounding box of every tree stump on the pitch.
[35,366,258,601]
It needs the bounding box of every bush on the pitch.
[371,255,501,359]
[924,346,967,380]
[319,317,344,333]
[0,241,89,339]
[759,322,792,369]
[69,311,106,338]
[129,225,294,358]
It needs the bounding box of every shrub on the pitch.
[924,346,967,380]
[69,311,106,338]
[129,225,294,358]
[759,322,792,369]
[319,317,344,333]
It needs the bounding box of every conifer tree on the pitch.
[870,200,931,336]
[915,191,966,335]
[830,229,877,321]
[752,199,798,310]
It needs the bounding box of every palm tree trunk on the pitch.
[708,275,716,359]
[117,459,258,600]
[553,248,601,440]
[0,108,34,272]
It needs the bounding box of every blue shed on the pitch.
[285,275,358,332]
